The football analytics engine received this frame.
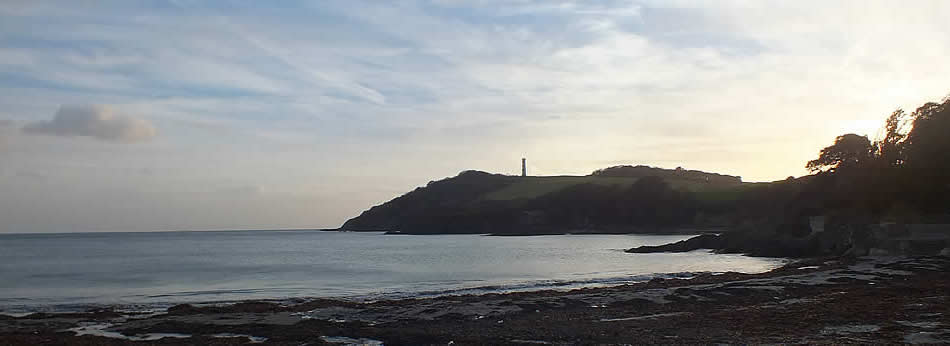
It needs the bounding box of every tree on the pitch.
[902,99,950,173]
[896,98,950,210]
[806,134,875,173]
[875,109,908,168]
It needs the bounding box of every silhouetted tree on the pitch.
[797,95,950,218]
[903,99,950,173]
[875,109,908,168]
[806,134,875,173]
[898,98,950,211]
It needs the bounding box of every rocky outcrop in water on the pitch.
[627,215,950,258]
[625,232,817,258]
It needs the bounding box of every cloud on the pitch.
[14,169,47,182]
[22,105,156,142]
[2,1,950,232]
[0,120,11,149]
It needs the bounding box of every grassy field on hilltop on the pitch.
[482,175,758,201]
[344,167,783,234]
[482,176,638,200]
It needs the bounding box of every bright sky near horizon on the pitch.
[1,1,949,233]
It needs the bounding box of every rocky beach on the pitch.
[3,255,948,345]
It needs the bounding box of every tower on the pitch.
[521,158,526,177]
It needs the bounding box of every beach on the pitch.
[3,255,948,345]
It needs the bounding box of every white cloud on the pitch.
[22,105,156,142]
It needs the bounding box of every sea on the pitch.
[0,230,786,315]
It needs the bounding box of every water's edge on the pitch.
[0,231,787,314]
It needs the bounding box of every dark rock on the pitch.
[625,234,723,254]
[626,232,819,258]
[167,302,282,315]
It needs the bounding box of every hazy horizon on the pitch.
[2,1,949,233]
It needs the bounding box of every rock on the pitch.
[625,234,722,254]
[627,231,819,258]
[167,302,284,315]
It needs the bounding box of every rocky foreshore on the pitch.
[2,256,949,345]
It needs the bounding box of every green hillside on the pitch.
[341,165,769,235]
[482,175,753,201]
[482,176,639,200]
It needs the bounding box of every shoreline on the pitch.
[0,232,783,319]
[0,264,737,317]
[366,228,725,236]
[3,256,948,344]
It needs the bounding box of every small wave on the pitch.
[145,286,308,298]
[356,271,699,301]
[3,272,703,314]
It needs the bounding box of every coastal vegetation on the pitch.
[342,95,950,257]
[340,167,747,234]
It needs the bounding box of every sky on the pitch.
[1,0,949,233]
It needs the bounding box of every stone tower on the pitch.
[522,158,526,177]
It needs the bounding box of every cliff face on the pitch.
[341,166,761,235]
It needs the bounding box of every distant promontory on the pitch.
[343,95,950,258]
[340,165,761,235]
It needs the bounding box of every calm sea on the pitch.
[0,230,785,314]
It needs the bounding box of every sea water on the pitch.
[0,230,785,314]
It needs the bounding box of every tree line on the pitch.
[803,96,950,221]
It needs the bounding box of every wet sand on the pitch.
[2,256,949,345]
